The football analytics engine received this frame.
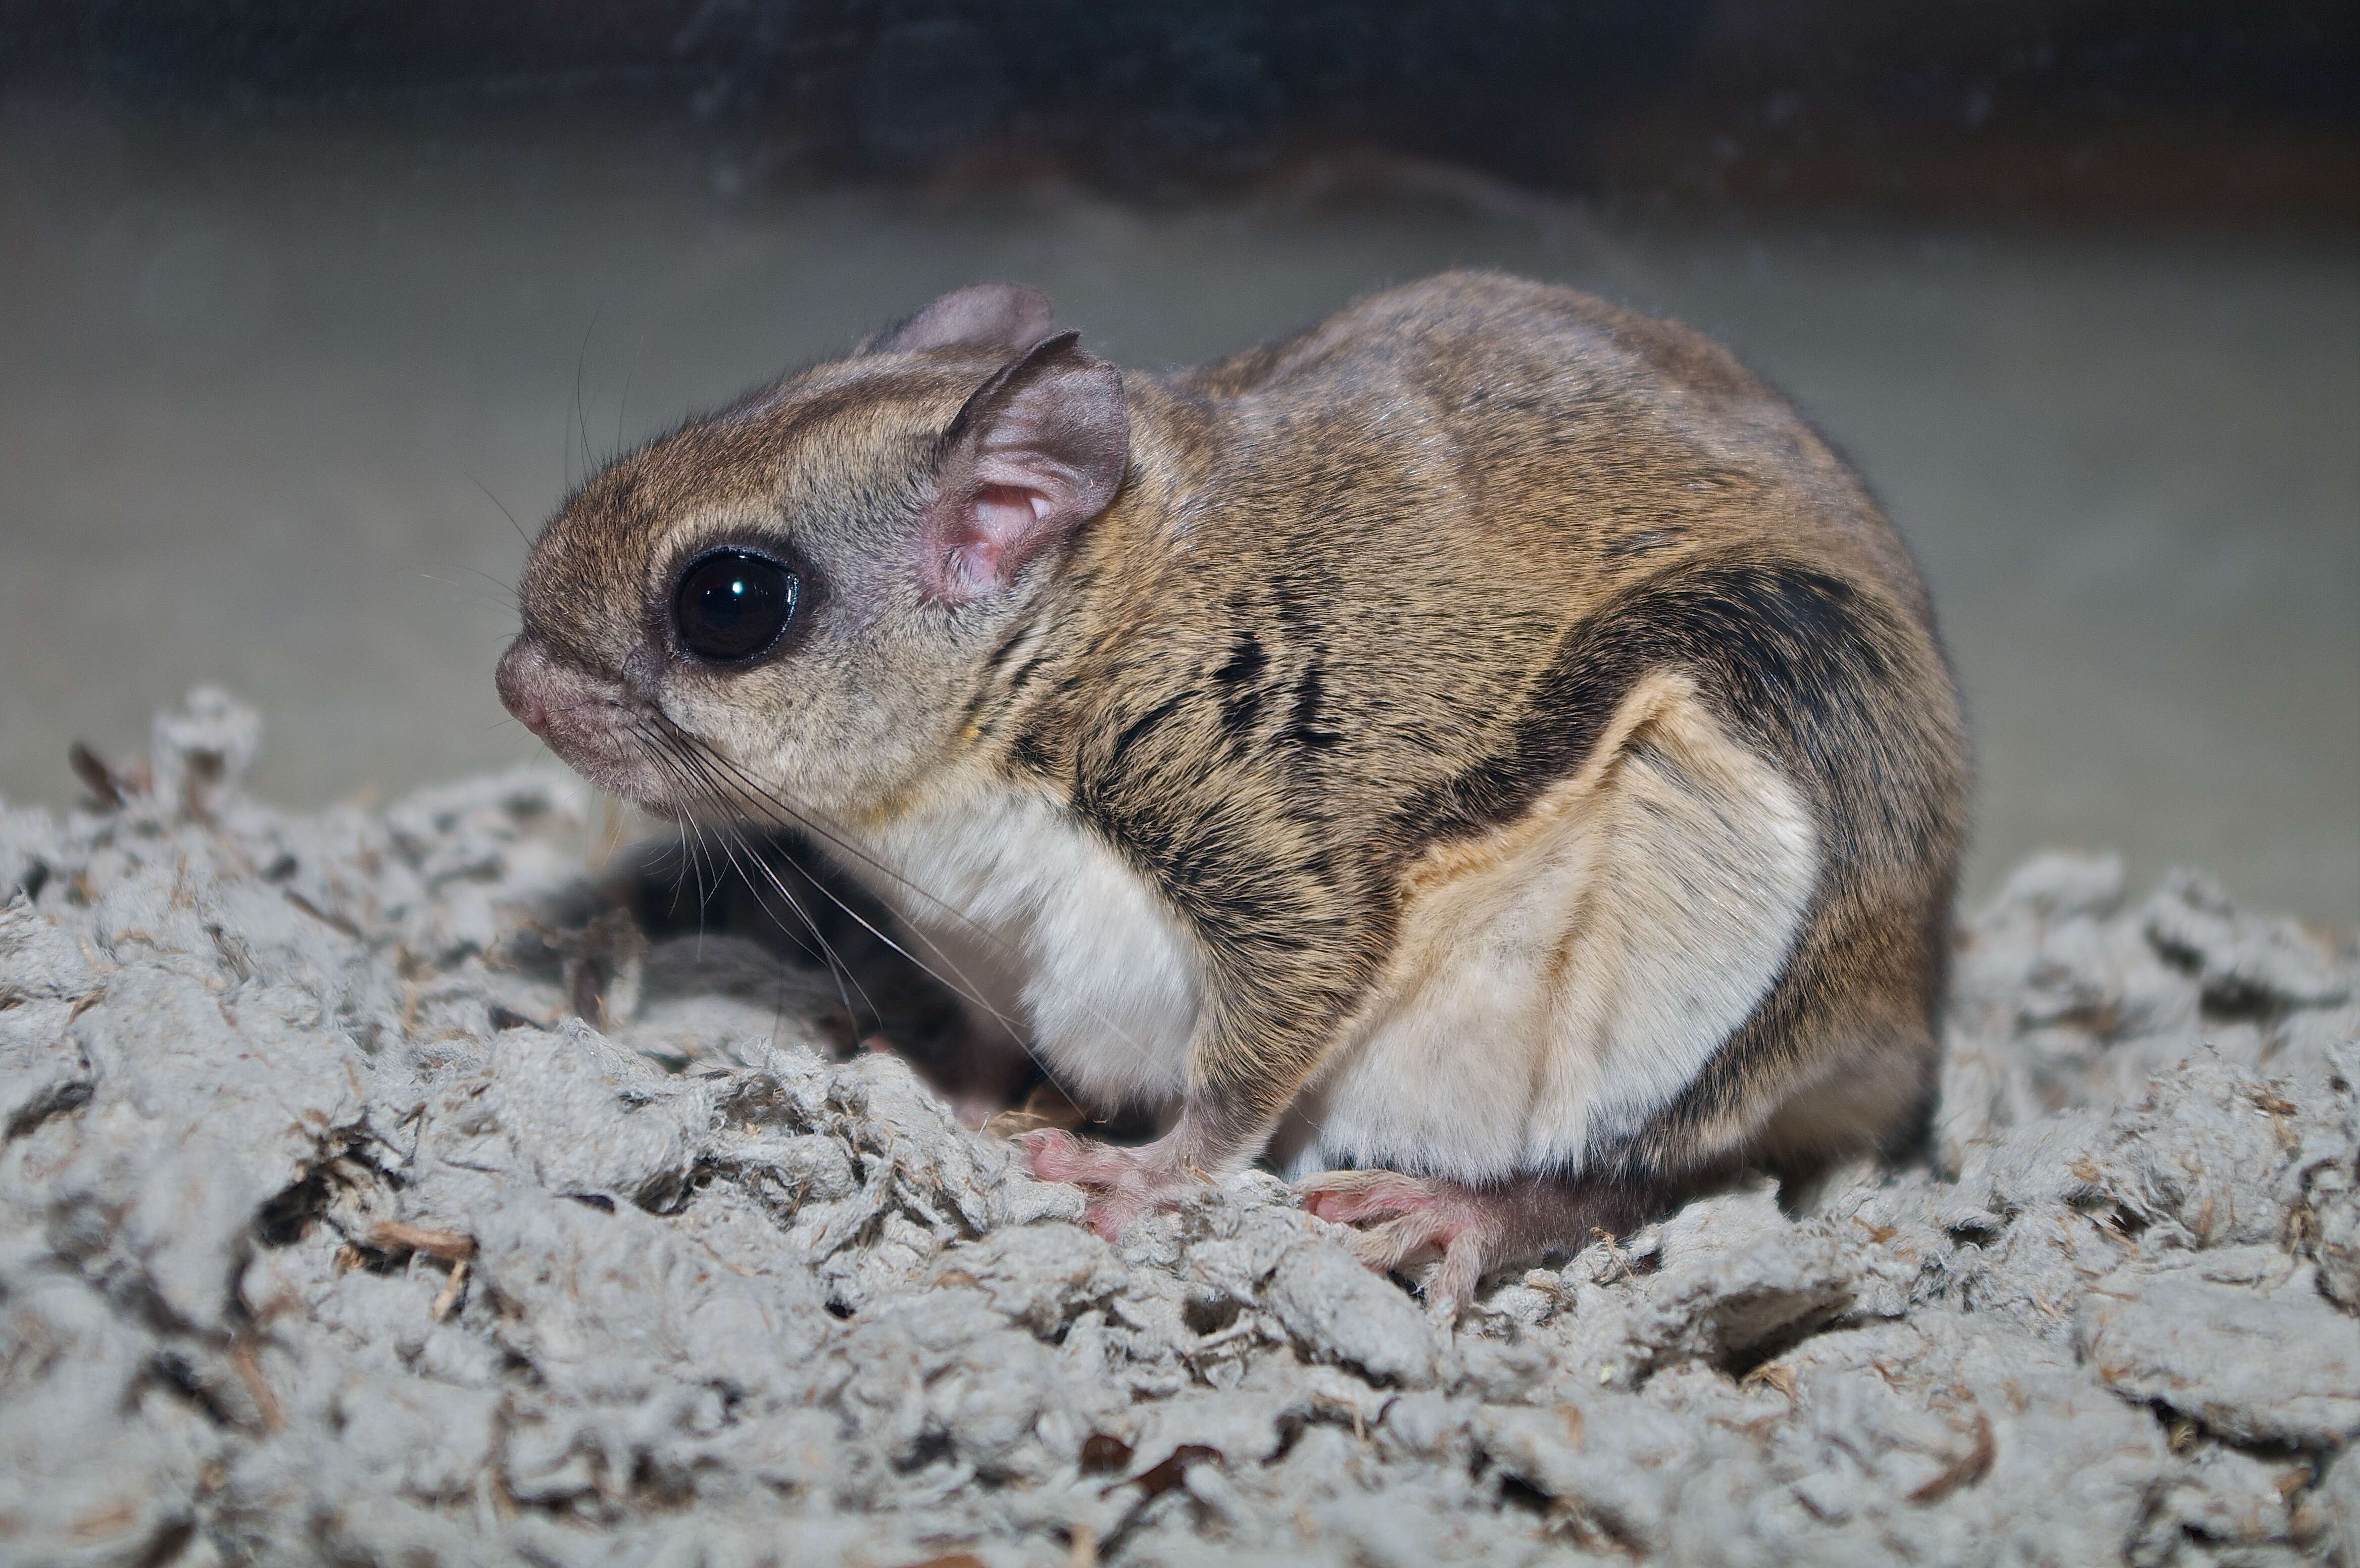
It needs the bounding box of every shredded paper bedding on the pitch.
[3,690,2355,1566]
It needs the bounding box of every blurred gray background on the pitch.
[2,3,2354,921]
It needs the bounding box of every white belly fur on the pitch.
[847,770,1204,1109]
[840,672,1814,1183]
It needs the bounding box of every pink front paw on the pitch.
[1018,1129,1194,1240]
[1018,1127,1116,1184]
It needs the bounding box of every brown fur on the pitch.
[500,271,1969,1290]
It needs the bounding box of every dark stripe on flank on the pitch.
[1397,557,1904,860]
[1212,629,1273,742]
[1009,725,1056,776]
[1109,690,1196,767]
[1276,661,1343,751]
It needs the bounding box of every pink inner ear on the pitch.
[940,483,1046,591]
[919,334,1126,603]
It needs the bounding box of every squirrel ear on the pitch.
[920,332,1128,603]
[864,282,1056,357]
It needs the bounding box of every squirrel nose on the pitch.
[495,639,552,733]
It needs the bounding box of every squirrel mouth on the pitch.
[496,636,683,812]
[538,713,679,810]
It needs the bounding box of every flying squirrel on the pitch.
[499,271,1969,1315]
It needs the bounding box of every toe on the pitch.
[1084,1193,1147,1241]
[1342,1222,1413,1273]
[1018,1128,1089,1183]
[1423,1236,1489,1321]
[1301,1185,1375,1224]
[1298,1168,1430,1224]
[1337,1211,1448,1276]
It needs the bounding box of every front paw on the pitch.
[1017,1129,1195,1240]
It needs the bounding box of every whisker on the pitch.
[634,753,827,1041]
[655,729,1013,1016]
[718,823,878,1038]
[415,572,520,615]
[572,302,606,485]
[617,328,649,454]
[629,724,878,1036]
[642,723,1039,1055]
[617,711,1178,1094]
[675,798,823,972]
[465,471,533,550]
[676,803,721,924]
[661,810,698,925]
[655,722,1074,1010]
[458,564,521,605]
[648,715,1157,1062]
[654,713,984,924]
[640,727,900,1028]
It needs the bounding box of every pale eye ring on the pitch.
[671,549,798,664]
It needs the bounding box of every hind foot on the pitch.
[1300,1169,1652,1319]
[1298,1170,1515,1317]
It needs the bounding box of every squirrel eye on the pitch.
[672,550,798,664]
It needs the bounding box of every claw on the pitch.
[1297,1168,1508,1320]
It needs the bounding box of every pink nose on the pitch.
[495,639,552,733]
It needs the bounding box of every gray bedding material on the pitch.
[3,689,2354,1566]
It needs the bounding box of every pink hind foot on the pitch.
[1019,1129,1206,1240]
[1299,1169,1511,1317]
[1300,1168,1657,1319]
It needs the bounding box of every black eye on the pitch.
[672,550,798,664]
